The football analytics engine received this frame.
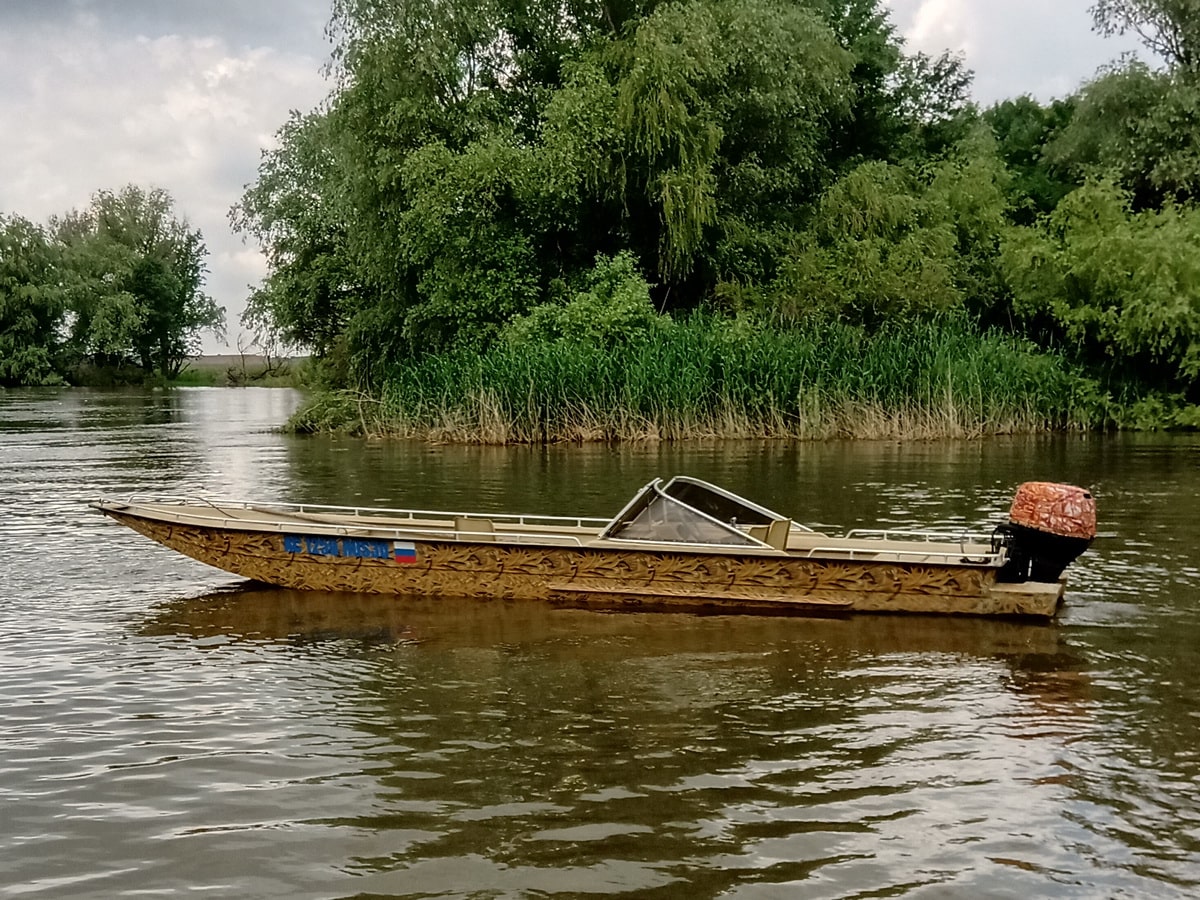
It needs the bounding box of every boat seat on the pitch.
[454,516,496,543]
[741,519,791,550]
[765,518,791,551]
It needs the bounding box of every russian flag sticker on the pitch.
[393,541,418,564]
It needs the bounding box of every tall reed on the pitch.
[289,316,1102,442]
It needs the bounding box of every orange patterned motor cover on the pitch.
[1009,482,1096,540]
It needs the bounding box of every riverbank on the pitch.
[286,317,1124,443]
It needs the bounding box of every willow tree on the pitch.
[532,0,855,299]
[233,111,354,360]
[983,95,1078,224]
[310,0,853,350]
[1002,179,1200,396]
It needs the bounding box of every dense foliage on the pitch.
[7,0,1200,435]
[228,0,1200,438]
[233,0,975,368]
[0,215,65,386]
[1003,181,1200,394]
[0,186,224,386]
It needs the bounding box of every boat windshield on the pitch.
[600,477,787,547]
[660,476,782,526]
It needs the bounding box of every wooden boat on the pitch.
[91,476,1096,618]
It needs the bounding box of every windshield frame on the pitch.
[599,477,785,549]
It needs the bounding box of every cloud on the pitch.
[905,0,971,57]
[0,5,329,352]
[884,0,1145,103]
[6,0,330,54]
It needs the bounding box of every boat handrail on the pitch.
[101,498,598,547]
[799,544,1004,564]
[399,526,588,546]
[844,527,994,546]
[599,536,784,553]
[113,494,611,531]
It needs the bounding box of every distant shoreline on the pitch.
[166,354,310,388]
[187,354,306,369]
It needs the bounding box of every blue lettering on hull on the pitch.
[284,535,393,560]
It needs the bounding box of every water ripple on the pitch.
[3,395,1200,897]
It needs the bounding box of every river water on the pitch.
[1,387,1198,899]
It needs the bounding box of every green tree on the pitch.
[1002,179,1200,394]
[1045,2,1200,209]
[808,1,974,166]
[233,111,355,359]
[504,251,664,346]
[238,0,984,381]
[984,95,1078,223]
[1048,62,1200,208]
[1091,0,1200,69]
[760,133,1010,327]
[0,214,66,386]
[556,0,855,284]
[307,0,610,361]
[57,186,224,377]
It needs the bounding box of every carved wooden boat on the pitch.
[91,476,1095,618]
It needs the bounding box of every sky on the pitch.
[0,0,1143,355]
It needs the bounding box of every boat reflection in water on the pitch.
[138,584,1090,712]
[134,583,1096,895]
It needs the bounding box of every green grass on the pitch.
[169,366,226,386]
[175,355,311,387]
[67,355,310,388]
[287,316,1105,442]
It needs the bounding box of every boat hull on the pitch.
[105,510,1064,618]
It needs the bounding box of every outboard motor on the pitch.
[997,482,1096,583]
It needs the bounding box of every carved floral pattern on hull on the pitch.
[113,514,1060,617]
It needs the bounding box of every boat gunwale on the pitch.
[790,543,1001,564]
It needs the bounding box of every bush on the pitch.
[503,252,667,347]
